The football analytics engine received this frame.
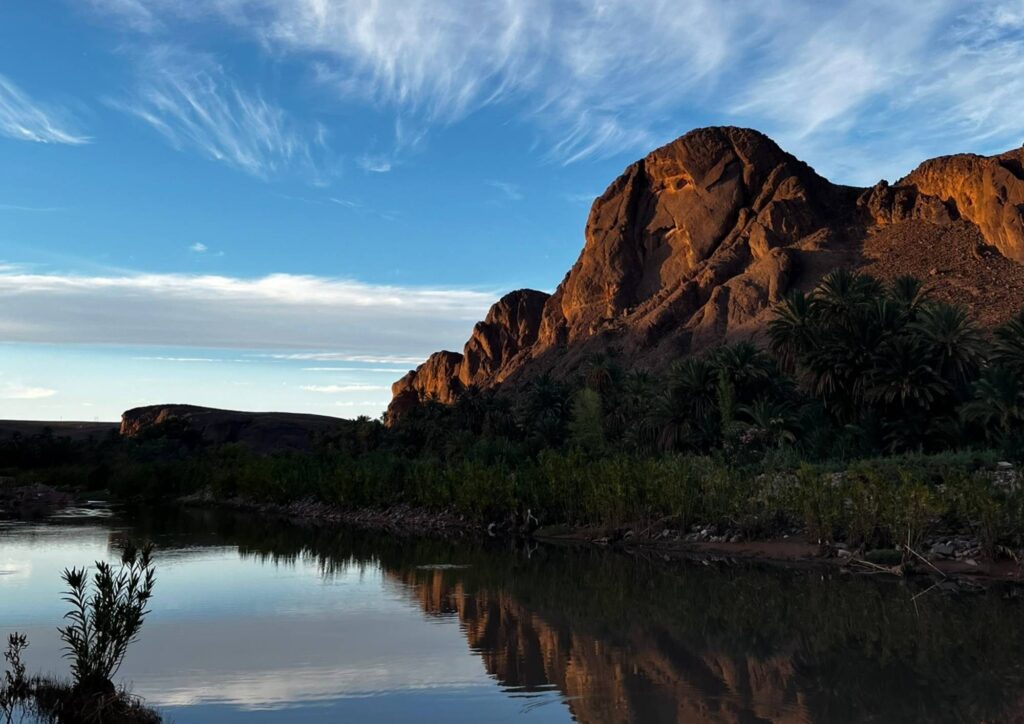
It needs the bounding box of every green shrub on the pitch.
[59,544,156,693]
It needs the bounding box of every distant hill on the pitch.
[120,404,346,452]
[389,126,1024,421]
[0,420,118,441]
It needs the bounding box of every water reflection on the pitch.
[3,507,1024,723]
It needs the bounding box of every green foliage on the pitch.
[1,633,30,724]
[568,388,604,453]
[59,544,156,692]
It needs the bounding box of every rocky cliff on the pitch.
[389,127,1024,420]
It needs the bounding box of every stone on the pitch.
[899,149,1024,262]
[389,126,1024,419]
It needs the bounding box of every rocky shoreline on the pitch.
[7,478,1019,588]
[177,489,1023,589]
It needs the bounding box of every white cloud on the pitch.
[265,353,427,364]
[81,0,739,164]
[84,0,159,31]
[301,367,407,373]
[564,192,599,206]
[189,242,208,253]
[0,383,57,400]
[300,384,387,393]
[0,204,65,212]
[0,73,89,145]
[0,265,493,364]
[356,154,392,173]
[110,47,334,180]
[84,0,1024,184]
[485,180,522,202]
[133,356,218,362]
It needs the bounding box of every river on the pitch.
[2,506,1023,722]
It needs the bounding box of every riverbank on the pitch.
[178,489,483,538]
[5,438,1024,588]
[171,485,1023,589]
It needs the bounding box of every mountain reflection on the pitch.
[129,507,1024,723]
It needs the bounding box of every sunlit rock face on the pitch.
[538,127,833,350]
[897,147,1024,262]
[386,290,548,422]
[389,127,1024,420]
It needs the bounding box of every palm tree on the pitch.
[665,358,718,422]
[609,370,653,450]
[518,374,571,447]
[865,335,949,410]
[710,341,776,402]
[454,384,486,432]
[888,275,930,318]
[644,358,719,451]
[800,298,897,422]
[962,366,1024,441]
[737,395,798,447]
[811,268,882,328]
[767,290,815,374]
[912,302,985,390]
[581,353,620,394]
[993,309,1024,376]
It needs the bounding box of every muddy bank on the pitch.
[0,481,73,520]
[536,529,1024,588]
[175,490,1023,588]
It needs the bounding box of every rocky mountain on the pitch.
[389,126,1024,420]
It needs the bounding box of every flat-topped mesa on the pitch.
[389,126,1024,420]
[121,404,344,452]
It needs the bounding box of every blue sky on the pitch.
[1,0,1023,421]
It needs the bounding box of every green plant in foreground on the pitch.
[59,544,156,694]
[1,633,30,724]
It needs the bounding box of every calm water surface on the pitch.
[2,507,1023,723]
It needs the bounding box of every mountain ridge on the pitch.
[389,127,1024,421]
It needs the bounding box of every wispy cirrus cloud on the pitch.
[133,356,218,362]
[0,265,494,363]
[109,47,335,181]
[266,353,426,364]
[0,73,89,145]
[301,367,407,373]
[0,204,66,212]
[485,180,523,202]
[356,155,392,173]
[84,0,159,31]
[85,0,1024,183]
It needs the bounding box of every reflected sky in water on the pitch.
[0,516,569,722]
[3,509,1024,723]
